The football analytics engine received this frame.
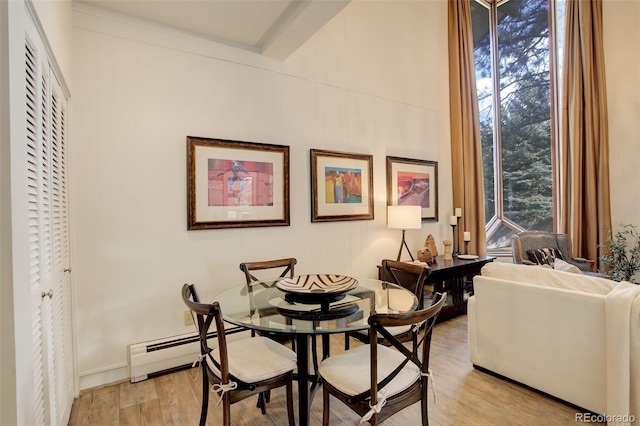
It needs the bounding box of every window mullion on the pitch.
[548,0,561,232]
[489,1,504,223]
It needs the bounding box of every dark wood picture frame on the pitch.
[386,156,438,222]
[187,136,290,230]
[310,149,374,223]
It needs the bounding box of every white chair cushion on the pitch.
[209,336,296,383]
[318,344,420,398]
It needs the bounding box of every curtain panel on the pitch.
[560,0,611,268]
[448,0,487,256]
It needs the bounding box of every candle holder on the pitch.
[454,216,462,256]
[464,241,470,255]
[450,223,457,256]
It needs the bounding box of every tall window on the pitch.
[471,0,562,251]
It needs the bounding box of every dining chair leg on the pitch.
[421,379,429,426]
[222,397,231,426]
[322,334,330,360]
[199,365,209,426]
[311,337,319,373]
[286,378,295,426]
[257,392,267,414]
[322,386,330,426]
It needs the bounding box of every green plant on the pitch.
[600,224,640,283]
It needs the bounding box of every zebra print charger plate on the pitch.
[276,274,358,295]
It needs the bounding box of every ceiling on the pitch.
[76,0,351,60]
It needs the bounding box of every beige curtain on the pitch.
[448,0,486,256]
[560,0,611,266]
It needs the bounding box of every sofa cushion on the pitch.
[480,262,615,295]
[554,258,583,274]
[526,247,565,265]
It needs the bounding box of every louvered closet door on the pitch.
[25,13,74,426]
[47,72,73,426]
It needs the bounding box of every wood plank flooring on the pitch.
[68,315,603,425]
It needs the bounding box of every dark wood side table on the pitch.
[377,255,496,322]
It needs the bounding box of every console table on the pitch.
[377,255,496,322]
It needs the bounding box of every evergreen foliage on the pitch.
[600,224,640,283]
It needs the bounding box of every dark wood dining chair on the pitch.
[181,283,296,426]
[239,257,298,346]
[239,258,320,411]
[345,259,430,350]
[319,292,447,426]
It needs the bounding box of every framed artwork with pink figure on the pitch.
[386,156,438,222]
[187,136,289,229]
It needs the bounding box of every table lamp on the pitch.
[387,205,422,262]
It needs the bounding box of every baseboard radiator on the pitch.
[128,326,247,383]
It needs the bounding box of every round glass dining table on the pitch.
[215,276,418,426]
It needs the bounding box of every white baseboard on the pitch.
[78,364,129,391]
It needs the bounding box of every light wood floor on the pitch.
[68,315,602,425]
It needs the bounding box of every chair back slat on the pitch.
[380,259,430,307]
[239,258,297,284]
[366,292,447,403]
[181,284,230,383]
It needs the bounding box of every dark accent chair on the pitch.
[511,231,596,272]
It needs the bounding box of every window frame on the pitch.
[473,0,562,254]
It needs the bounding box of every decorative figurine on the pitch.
[425,234,438,257]
[417,234,438,264]
[443,239,453,261]
[417,247,434,264]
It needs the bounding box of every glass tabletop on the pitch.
[215,276,419,335]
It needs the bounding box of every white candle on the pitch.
[464,231,471,242]
[450,215,457,225]
[455,207,462,217]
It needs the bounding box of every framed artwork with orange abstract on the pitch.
[386,156,438,222]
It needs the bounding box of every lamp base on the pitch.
[396,229,415,262]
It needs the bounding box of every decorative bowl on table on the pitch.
[276,274,359,305]
[276,274,358,294]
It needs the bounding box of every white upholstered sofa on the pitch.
[468,262,640,425]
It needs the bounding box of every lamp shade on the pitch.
[387,205,421,230]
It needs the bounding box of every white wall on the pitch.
[32,0,73,88]
[605,0,640,230]
[0,2,9,421]
[71,1,451,388]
